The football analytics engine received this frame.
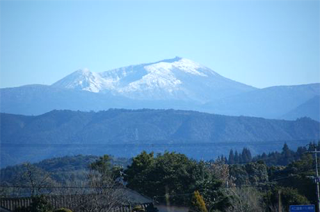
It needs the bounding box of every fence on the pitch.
[0,195,153,212]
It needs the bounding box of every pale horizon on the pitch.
[1,0,319,89]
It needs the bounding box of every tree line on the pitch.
[1,142,320,211]
[221,142,318,166]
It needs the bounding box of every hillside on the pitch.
[0,155,131,193]
[1,109,319,167]
[203,83,320,119]
[0,85,136,115]
[282,95,320,121]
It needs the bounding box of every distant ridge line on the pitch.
[1,139,317,148]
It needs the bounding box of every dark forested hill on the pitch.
[1,109,320,167]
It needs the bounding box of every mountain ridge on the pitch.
[52,57,256,102]
[202,83,320,119]
[0,57,319,120]
[282,95,320,121]
[1,109,319,167]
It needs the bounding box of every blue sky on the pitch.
[0,0,319,88]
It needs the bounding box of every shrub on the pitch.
[190,191,208,212]
[53,208,73,212]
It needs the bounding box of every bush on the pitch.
[190,191,208,212]
[53,208,73,212]
[132,205,145,212]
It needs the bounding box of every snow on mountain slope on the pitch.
[52,68,115,93]
[51,57,256,102]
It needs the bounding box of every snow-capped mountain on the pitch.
[52,57,256,102]
[1,57,319,120]
[51,68,115,93]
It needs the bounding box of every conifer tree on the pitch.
[228,150,234,164]
[234,151,239,164]
[241,148,252,163]
[280,143,294,165]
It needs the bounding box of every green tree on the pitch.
[229,161,268,187]
[228,150,234,165]
[241,148,252,164]
[89,155,123,183]
[263,187,309,212]
[279,143,294,165]
[234,151,239,164]
[125,151,230,208]
[124,151,155,193]
[276,153,315,203]
[147,152,196,205]
[90,155,113,177]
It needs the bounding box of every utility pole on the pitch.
[316,151,320,212]
[309,149,320,212]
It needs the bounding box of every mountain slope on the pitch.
[0,84,134,115]
[1,109,319,167]
[282,95,320,121]
[52,69,115,93]
[0,84,206,116]
[0,58,319,120]
[203,83,320,119]
[52,57,256,102]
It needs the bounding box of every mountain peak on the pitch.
[63,68,89,78]
[158,56,183,63]
[52,58,255,101]
[78,68,90,73]
[52,68,114,93]
[145,57,207,77]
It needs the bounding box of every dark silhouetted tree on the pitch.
[228,150,235,164]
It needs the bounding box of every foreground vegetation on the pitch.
[1,143,319,211]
